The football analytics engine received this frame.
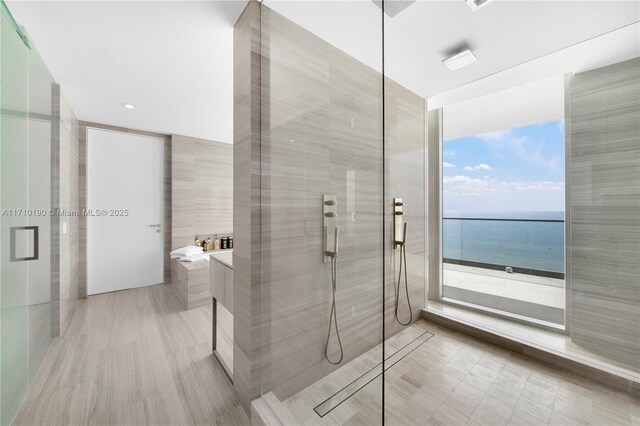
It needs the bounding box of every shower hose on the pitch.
[325,254,344,365]
[395,241,413,326]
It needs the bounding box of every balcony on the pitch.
[442,217,565,326]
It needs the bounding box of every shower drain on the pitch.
[313,330,434,417]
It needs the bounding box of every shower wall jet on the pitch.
[233,1,426,413]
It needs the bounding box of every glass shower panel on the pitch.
[26,42,54,382]
[381,4,429,425]
[1,3,54,423]
[1,4,31,423]
[382,1,640,424]
[258,1,385,424]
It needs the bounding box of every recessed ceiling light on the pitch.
[443,49,478,71]
[466,0,494,12]
[122,103,135,110]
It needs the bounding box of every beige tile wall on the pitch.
[233,0,264,415]
[170,134,233,249]
[51,84,80,336]
[259,4,384,402]
[384,78,427,341]
[233,2,427,412]
[569,57,640,371]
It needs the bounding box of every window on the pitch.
[440,84,566,327]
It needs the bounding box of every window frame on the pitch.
[427,79,572,334]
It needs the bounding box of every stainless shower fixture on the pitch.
[323,195,343,364]
[393,198,412,326]
[394,198,404,248]
[323,195,337,263]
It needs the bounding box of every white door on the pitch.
[87,128,164,295]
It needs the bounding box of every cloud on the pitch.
[443,175,565,212]
[510,136,562,174]
[476,128,562,174]
[443,175,564,200]
[443,175,490,197]
[443,150,456,157]
[463,163,493,171]
[443,162,457,169]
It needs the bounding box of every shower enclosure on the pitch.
[234,0,640,424]
[1,3,56,424]
[234,1,426,423]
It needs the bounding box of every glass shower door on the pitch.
[26,28,54,384]
[1,2,54,423]
[1,5,31,423]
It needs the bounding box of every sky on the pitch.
[443,119,565,215]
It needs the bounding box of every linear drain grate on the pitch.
[314,330,434,417]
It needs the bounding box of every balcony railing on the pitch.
[442,217,565,280]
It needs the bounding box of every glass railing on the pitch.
[442,217,565,279]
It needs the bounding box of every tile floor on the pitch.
[259,320,640,426]
[14,283,639,426]
[13,284,249,426]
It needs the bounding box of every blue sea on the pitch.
[442,211,565,273]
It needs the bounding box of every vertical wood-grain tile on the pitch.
[14,284,249,426]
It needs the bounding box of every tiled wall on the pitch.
[233,3,426,409]
[170,134,233,249]
[384,79,427,341]
[569,58,640,371]
[52,84,80,335]
[233,0,264,414]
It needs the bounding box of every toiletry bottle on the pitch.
[195,236,201,247]
[214,237,220,250]
[229,236,233,249]
[221,237,228,250]
[207,238,212,251]
[203,240,207,252]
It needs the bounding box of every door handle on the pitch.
[149,224,161,227]
[10,226,39,262]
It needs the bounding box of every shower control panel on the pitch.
[394,198,404,248]
[323,195,338,263]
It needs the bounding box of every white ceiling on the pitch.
[7,1,247,143]
[443,75,565,141]
[7,1,639,143]
[267,1,639,97]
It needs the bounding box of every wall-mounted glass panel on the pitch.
[1,5,31,423]
[255,1,385,423]
[1,2,54,423]
[27,40,54,384]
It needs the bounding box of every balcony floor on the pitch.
[443,263,564,310]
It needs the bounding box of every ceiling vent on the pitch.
[442,49,478,71]
[372,0,416,18]
[466,0,495,11]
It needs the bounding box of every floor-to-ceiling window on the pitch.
[440,77,566,327]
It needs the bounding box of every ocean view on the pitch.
[443,211,565,274]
